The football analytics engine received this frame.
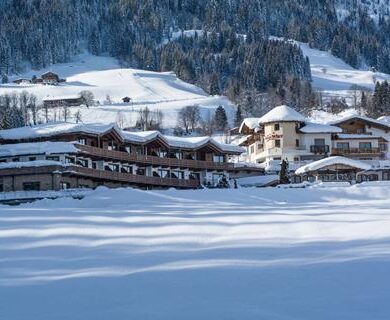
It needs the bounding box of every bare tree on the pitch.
[115,111,126,128]
[74,110,83,123]
[136,107,163,130]
[79,90,95,108]
[177,105,200,134]
[62,106,70,122]
[28,94,39,125]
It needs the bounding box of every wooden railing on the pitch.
[76,144,235,171]
[0,165,200,189]
[332,147,382,155]
[66,166,200,188]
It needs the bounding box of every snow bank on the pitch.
[1,186,390,319]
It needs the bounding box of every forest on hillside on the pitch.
[0,0,389,119]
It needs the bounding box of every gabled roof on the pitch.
[299,122,342,134]
[0,122,244,155]
[239,118,261,133]
[330,115,390,131]
[295,156,372,175]
[259,105,306,124]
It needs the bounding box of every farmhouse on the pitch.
[43,95,84,108]
[0,122,257,192]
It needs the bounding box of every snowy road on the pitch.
[1,186,390,319]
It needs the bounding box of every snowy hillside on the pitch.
[0,53,236,128]
[298,42,390,92]
[1,185,390,319]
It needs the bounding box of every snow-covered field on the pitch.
[1,185,390,319]
[0,53,235,128]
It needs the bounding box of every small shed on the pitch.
[122,97,132,103]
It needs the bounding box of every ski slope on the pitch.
[298,42,390,92]
[1,184,390,319]
[0,53,236,128]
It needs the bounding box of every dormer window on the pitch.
[274,123,280,131]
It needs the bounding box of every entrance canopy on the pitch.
[295,156,372,175]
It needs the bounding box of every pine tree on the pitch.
[234,105,243,128]
[279,159,290,184]
[214,105,228,131]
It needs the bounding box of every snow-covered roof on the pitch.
[295,156,372,175]
[239,118,261,132]
[0,141,78,158]
[259,105,306,123]
[0,122,116,140]
[329,115,390,130]
[43,95,81,101]
[0,160,67,170]
[122,131,244,153]
[299,122,342,134]
[0,123,243,154]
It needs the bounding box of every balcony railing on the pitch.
[66,166,200,188]
[310,145,330,154]
[0,165,200,189]
[332,147,382,155]
[76,144,235,171]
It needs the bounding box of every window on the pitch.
[275,139,281,148]
[121,165,132,174]
[60,182,70,190]
[29,157,36,161]
[359,142,372,150]
[171,171,184,179]
[125,146,131,154]
[314,139,325,146]
[294,157,300,162]
[76,159,88,167]
[295,139,300,147]
[380,143,388,151]
[77,138,86,145]
[158,169,170,178]
[92,162,98,169]
[0,159,6,163]
[65,157,75,164]
[12,157,20,162]
[337,142,349,150]
[0,184,3,192]
[274,123,280,131]
[356,128,364,134]
[108,141,118,151]
[213,155,224,163]
[250,146,254,154]
[46,156,60,161]
[23,182,40,191]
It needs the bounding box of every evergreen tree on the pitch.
[234,105,243,128]
[279,159,290,184]
[214,105,228,131]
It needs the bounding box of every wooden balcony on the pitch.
[0,165,200,189]
[310,145,330,154]
[65,166,200,188]
[76,144,235,171]
[332,147,382,155]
